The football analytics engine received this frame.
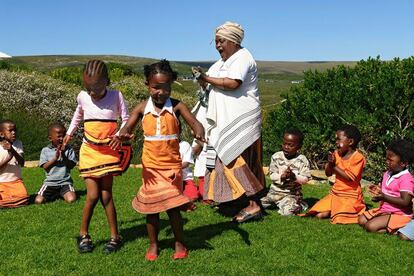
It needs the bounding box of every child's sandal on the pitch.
[77,234,93,253]
[103,236,122,254]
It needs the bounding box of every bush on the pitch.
[263,56,414,181]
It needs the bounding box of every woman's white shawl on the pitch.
[205,48,262,165]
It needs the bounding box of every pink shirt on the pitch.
[67,89,129,136]
[380,169,414,216]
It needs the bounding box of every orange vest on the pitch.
[142,108,181,169]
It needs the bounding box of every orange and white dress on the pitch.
[305,150,366,224]
[132,98,190,214]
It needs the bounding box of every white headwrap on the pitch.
[215,21,244,45]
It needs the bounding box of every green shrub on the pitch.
[263,56,414,181]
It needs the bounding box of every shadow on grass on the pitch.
[183,221,251,250]
[303,197,321,208]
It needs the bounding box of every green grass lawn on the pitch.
[1,168,413,275]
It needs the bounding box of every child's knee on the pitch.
[34,195,45,204]
[364,221,378,233]
[358,214,367,226]
[315,211,330,219]
[65,192,77,203]
[86,192,99,203]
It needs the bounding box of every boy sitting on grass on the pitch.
[0,119,29,208]
[35,123,77,204]
[261,128,311,215]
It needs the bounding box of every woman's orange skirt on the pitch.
[0,179,29,208]
[362,208,412,233]
[132,167,190,214]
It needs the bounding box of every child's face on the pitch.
[282,133,301,158]
[83,74,108,100]
[385,150,406,172]
[147,73,172,106]
[0,123,17,142]
[335,131,353,154]
[48,126,66,148]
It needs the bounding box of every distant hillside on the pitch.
[8,55,193,75]
[177,60,358,75]
[10,55,357,76]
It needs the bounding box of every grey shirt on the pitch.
[39,145,77,186]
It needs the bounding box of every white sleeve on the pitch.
[180,142,194,164]
[226,52,251,82]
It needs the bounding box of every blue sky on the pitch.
[1,0,413,61]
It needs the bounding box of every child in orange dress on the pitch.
[119,60,205,261]
[303,124,366,224]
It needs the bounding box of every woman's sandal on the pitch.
[77,234,93,253]
[103,236,122,254]
[232,210,263,223]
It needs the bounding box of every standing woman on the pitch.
[194,21,265,222]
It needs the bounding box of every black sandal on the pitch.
[103,236,122,254]
[77,234,93,253]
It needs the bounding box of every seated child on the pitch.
[260,128,311,215]
[359,139,414,234]
[35,123,77,204]
[0,119,29,208]
[180,139,199,202]
[302,124,366,224]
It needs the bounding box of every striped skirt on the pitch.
[203,139,265,203]
[79,142,132,178]
[305,186,366,224]
[132,167,190,214]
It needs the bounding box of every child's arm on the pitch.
[61,146,76,170]
[373,191,413,207]
[41,149,60,172]
[109,91,130,150]
[294,157,311,185]
[0,142,13,168]
[63,101,84,147]
[175,102,205,142]
[325,151,353,182]
[119,101,145,140]
[268,154,284,184]
[1,140,24,167]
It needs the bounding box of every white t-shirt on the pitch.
[179,141,194,181]
[0,140,23,182]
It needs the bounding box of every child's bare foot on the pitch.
[145,242,158,260]
[173,241,188,260]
